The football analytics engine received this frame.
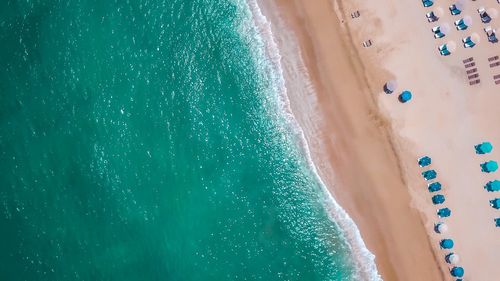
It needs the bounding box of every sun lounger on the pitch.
[463,57,474,63]
[485,27,499,43]
[466,68,477,74]
[449,4,462,15]
[454,19,468,30]
[493,74,500,79]
[468,73,479,79]
[463,37,476,48]
[426,11,439,22]
[423,0,434,7]
[490,61,500,67]
[495,80,500,85]
[488,56,499,62]
[470,79,480,85]
[464,62,475,68]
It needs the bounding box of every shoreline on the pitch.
[246,1,380,279]
[255,0,444,280]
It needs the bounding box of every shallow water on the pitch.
[0,0,358,280]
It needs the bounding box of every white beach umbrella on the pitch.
[386,80,398,92]
[455,0,466,11]
[488,8,499,19]
[463,16,473,27]
[435,7,444,18]
[471,32,481,43]
[441,23,451,35]
[447,41,457,52]
[436,223,448,233]
[447,253,460,265]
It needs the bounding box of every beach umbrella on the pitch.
[455,0,466,11]
[437,207,451,217]
[418,156,432,167]
[422,169,437,180]
[398,90,412,103]
[475,141,493,154]
[434,222,448,233]
[440,23,451,35]
[428,182,442,192]
[481,160,498,173]
[495,218,500,227]
[440,239,454,249]
[488,8,499,19]
[445,253,460,264]
[385,80,398,93]
[435,7,444,18]
[447,41,457,52]
[490,198,500,209]
[463,16,472,27]
[450,266,464,278]
[471,32,481,43]
[432,194,446,205]
[485,180,500,192]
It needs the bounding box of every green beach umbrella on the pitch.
[485,180,500,192]
[422,169,437,180]
[440,239,454,249]
[490,198,500,209]
[450,266,464,278]
[418,156,432,167]
[481,160,498,173]
[475,142,493,154]
[432,194,445,205]
[428,182,442,192]
[399,90,412,103]
[437,207,451,217]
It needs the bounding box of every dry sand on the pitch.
[258,0,500,280]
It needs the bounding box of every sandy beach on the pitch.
[259,0,500,280]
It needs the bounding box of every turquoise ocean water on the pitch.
[0,0,373,280]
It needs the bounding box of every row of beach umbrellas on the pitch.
[475,142,500,223]
[418,156,465,279]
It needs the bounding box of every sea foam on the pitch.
[239,0,383,280]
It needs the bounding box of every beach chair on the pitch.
[462,36,476,48]
[426,11,439,22]
[479,7,492,23]
[449,4,462,15]
[423,0,434,7]
[485,26,498,43]
[432,26,445,38]
[438,44,451,56]
[454,18,468,30]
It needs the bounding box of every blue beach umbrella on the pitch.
[418,156,432,167]
[432,194,446,205]
[450,266,464,278]
[475,142,493,154]
[481,160,498,173]
[490,198,500,209]
[440,239,454,249]
[428,182,442,192]
[485,180,500,192]
[437,207,451,217]
[399,90,412,103]
[495,218,500,227]
[422,169,437,180]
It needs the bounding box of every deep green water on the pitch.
[0,0,361,280]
